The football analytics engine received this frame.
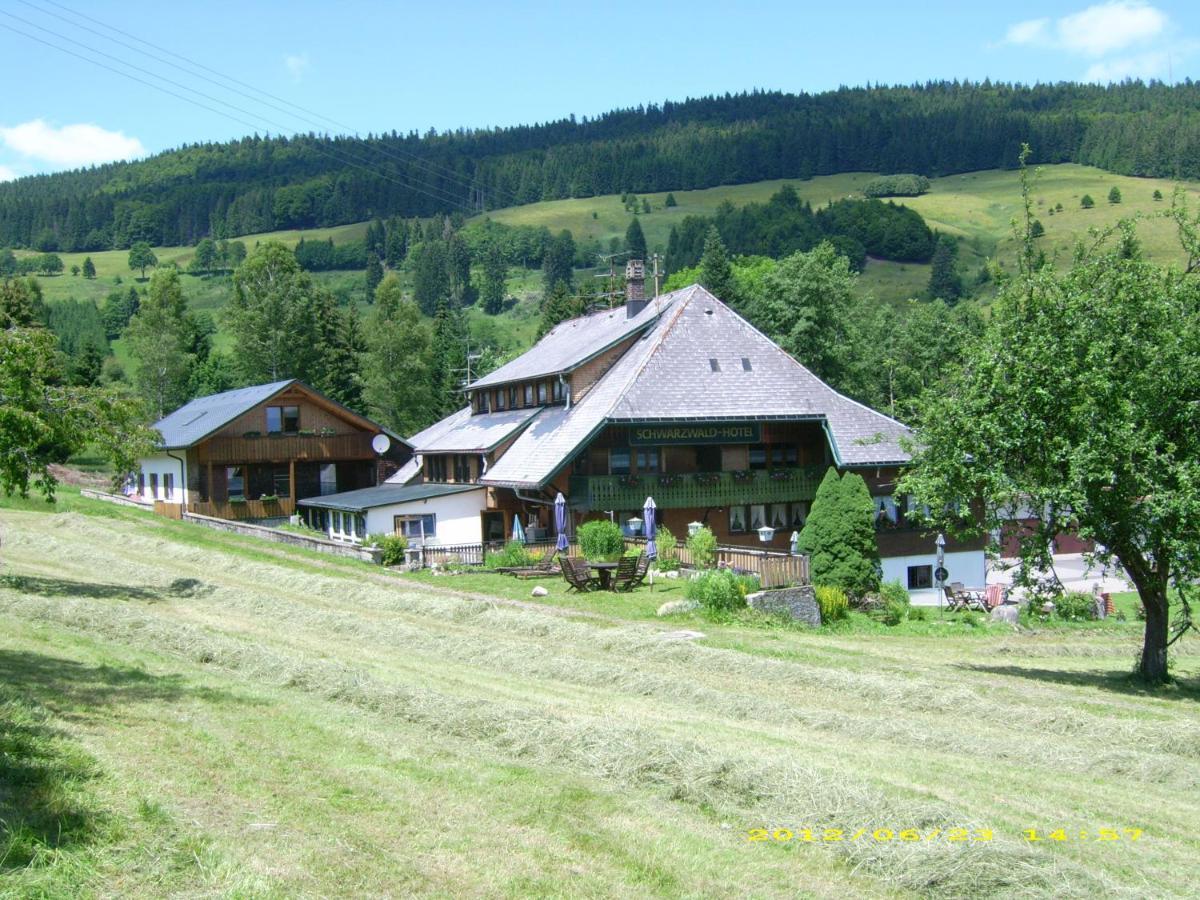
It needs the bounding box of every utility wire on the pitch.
[1,8,471,211]
[0,16,478,214]
[18,0,518,207]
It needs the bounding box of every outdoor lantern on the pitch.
[688,520,703,536]
[626,515,643,534]
[757,525,775,543]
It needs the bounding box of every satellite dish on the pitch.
[371,434,391,455]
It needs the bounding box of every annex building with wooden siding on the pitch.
[137,380,411,521]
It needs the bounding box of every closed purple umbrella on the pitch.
[554,492,569,552]
[643,496,657,560]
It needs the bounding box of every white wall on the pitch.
[363,489,487,545]
[881,549,986,599]
[137,453,188,504]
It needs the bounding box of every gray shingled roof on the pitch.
[607,288,911,465]
[153,380,295,449]
[298,482,482,512]
[480,285,910,488]
[406,406,542,453]
[468,295,673,389]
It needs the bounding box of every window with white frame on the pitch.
[395,514,436,543]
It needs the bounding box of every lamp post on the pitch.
[626,515,643,536]
[935,532,946,615]
[757,525,775,543]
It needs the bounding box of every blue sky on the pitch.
[1,0,1198,180]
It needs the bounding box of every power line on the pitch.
[0,9,472,212]
[17,0,519,208]
[0,17,479,215]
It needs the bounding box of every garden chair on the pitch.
[561,557,598,593]
[610,554,640,592]
[629,552,650,589]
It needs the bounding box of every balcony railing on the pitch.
[569,466,823,511]
[188,498,296,520]
[198,433,376,464]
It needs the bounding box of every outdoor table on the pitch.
[587,561,618,590]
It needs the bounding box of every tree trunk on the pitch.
[1117,547,1171,685]
[1140,590,1170,684]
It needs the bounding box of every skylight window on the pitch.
[709,359,720,372]
[741,358,752,371]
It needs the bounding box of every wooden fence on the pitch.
[419,536,808,586]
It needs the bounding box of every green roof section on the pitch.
[297,482,482,513]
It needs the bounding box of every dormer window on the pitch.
[537,382,548,404]
[495,389,507,411]
[524,384,534,406]
[479,392,490,413]
[709,359,720,372]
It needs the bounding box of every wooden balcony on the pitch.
[188,498,296,521]
[568,466,823,511]
[198,433,376,464]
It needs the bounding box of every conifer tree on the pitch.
[537,282,581,338]
[481,241,507,315]
[625,217,647,259]
[365,255,384,299]
[82,256,96,279]
[797,468,881,598]
[429,296,468,416]
[698,225,736,303]
[927,235,963,303]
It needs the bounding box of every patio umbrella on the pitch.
[554,492,569,552]
[512,515,525,543]
[643,496,657,560]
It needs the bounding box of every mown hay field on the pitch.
[1,495,1198,897]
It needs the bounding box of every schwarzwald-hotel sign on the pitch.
[629,423,761,445]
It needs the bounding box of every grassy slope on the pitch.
[483,164,1200,304]
[16,164,1200,368]
[1,492,1197,897]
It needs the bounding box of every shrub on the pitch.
[1081,194,1094,209]
[653,525,680,571]
[961,611,983,628]
[877,579,912,626]
[578,519,625,561]
[1053,590,1096,621]
[685,525,717,569]
[814,585,849,622]
[484,541,537,569]
[685,569,759,614]
[368,534,408,566]
[1108,186,1122,204]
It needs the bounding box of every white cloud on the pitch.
[1084,50,1169,81]
[0,164,17,182]
[0,120,145,168]
[1059,1,1167,56]
[285,53,310,82]
[1005,18,1051,47]
[1004,2,1168,56]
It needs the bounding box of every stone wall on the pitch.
[746,586,821,626]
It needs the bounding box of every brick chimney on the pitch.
[625,259,646,318]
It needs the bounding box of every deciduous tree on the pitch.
[901,204,1200,684]
[128,241,157,278]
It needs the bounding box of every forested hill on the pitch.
[4,80,1200,251]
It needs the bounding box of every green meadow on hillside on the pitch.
[15,164,1200,373]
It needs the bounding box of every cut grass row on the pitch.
[1,492,1198,896]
